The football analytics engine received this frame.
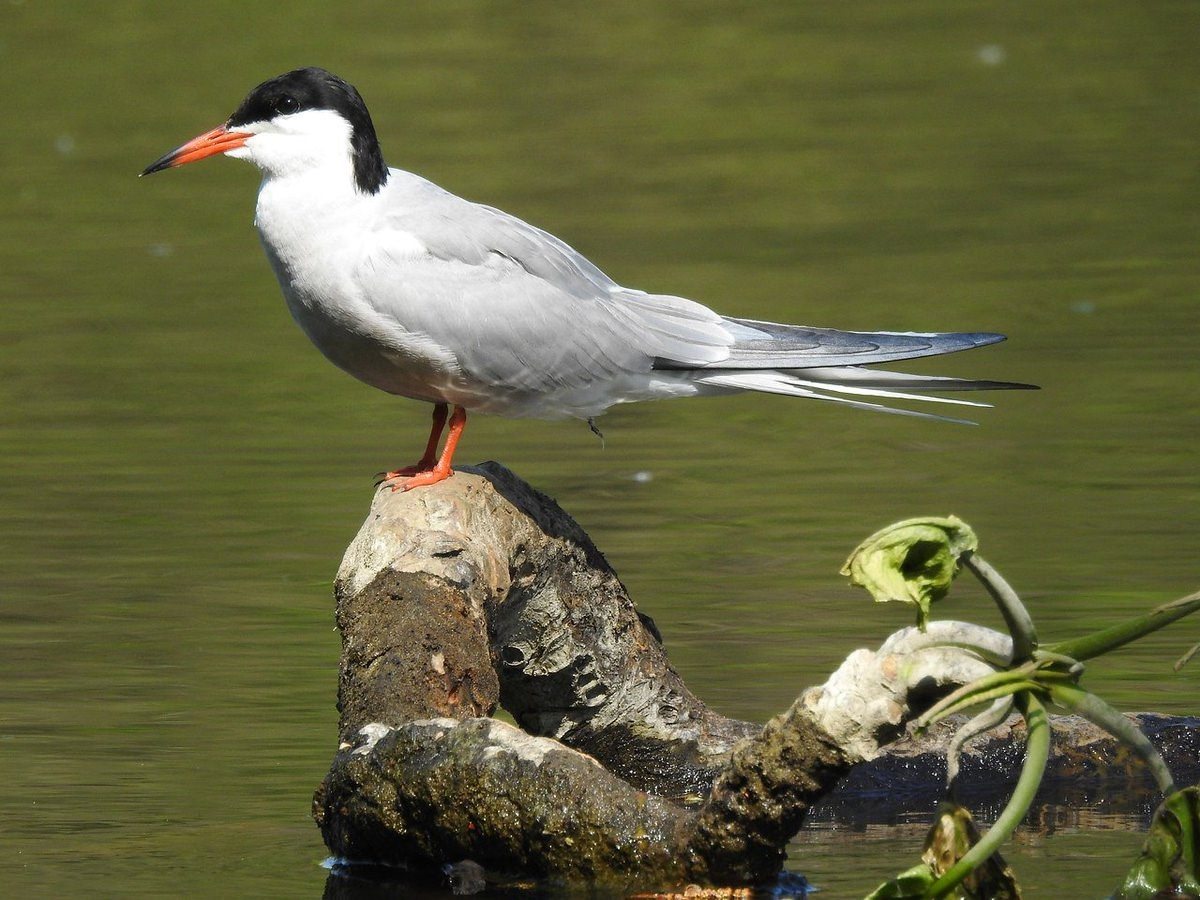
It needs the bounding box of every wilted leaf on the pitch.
[841,517,978,630]
[868,802,1020,899]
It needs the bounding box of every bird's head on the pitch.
[140,67,388,194]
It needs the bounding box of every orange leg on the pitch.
[387,404,467,492]
[382,403,448,479]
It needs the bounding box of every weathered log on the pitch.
[333,462,756,798]
[315,717,689,885]
[316,618,1006,886]
[315,462,1198,890]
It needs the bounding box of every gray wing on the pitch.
[356,172,734,396]
[357,170,1022,407]
[354,256,731,398]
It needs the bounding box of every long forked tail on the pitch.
[671,319,1037,423]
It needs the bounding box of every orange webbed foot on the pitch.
[390,466,454,491]
[377,459,436,482]
[378,404,467,492]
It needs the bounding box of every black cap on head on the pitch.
[229,67,388,194]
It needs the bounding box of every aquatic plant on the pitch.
[848,519,1200,899]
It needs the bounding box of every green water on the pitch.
[2,2,1197,896]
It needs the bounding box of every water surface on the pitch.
[2,2,1197,896]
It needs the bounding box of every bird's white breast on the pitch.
[252,171,463,403]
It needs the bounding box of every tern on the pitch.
[142,67,1033,489]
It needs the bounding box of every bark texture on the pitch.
[315,717,689,886]
[333,462,755,797]
[315,462,1199,890]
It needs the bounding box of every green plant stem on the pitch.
[962,554,1038,661]
[947,697,1013,789]
[916,660,1044,729]
[926,680,1041,723]
[1031,649,1085,678]
[901,637,1013,670]
[925,692,1051,899]
[916,664,1030,727]
[1049,683,1178,796]
[1177,640,1200,672]
[1048,590,1200,661]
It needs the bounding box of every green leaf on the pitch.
[842,517,979,630]
[863,862,937,899]
[1115,787,1200,899]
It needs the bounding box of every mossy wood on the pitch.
[314,463,1198,890]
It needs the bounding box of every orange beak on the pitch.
[140,124,252,176]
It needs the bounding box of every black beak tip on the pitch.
[140,156,174,178]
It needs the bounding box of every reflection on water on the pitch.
[2,2,1197,897]
[794,809,1151,899]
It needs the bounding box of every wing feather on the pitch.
[352,170,1029,419]
[357,171,736,397]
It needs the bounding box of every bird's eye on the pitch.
[275,95,299,115]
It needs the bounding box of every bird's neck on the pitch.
[253,168,381,282]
